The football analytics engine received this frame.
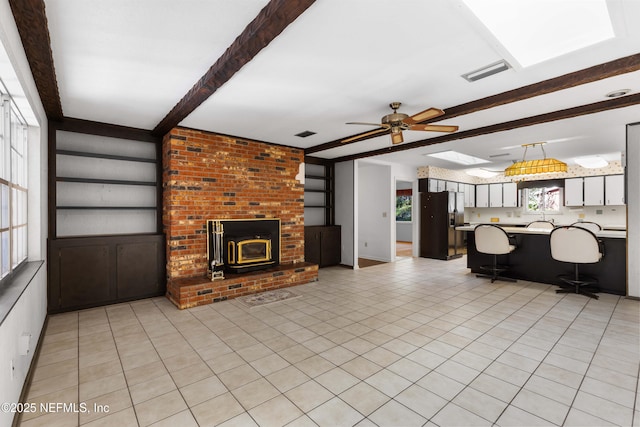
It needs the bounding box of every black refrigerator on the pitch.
[419,191,465,260]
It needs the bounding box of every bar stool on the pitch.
[549,226,603,299]
[570,221,601,233]
[474,224,517,283]
[526,221,555,229]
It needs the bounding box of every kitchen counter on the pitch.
[459,225,626,295]
[457,225,625,239]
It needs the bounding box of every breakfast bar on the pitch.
[457,225,627,295]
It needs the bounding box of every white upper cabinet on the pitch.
[476,184,489,207]
[564,178,584,207]
[605,174,625,205]
[464,184,475,208]
[489,183,503,207]
[584,176,604,206]
[446,181,458,192]
[502,182,518,207]
[428,179,438,192]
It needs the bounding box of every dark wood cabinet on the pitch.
[305,225,341,267]
[48,234,165,313]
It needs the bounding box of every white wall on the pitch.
[0,1,48,424]
[335,161,355,267]
[358,162,392,262]
[627,124,639,298]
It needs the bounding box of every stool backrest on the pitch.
[550,226,602,264]
[474,224,512,255]
[570,221,602,232]
[526,221,555,230]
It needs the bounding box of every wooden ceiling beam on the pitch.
[152,0,316,137]
[306,53,640,155]
[9,0,63,120]
[331,92,640,163]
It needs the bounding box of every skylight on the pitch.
[462,0,615,67]
[426,151,490,166]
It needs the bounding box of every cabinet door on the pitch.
[476,184,489,207]
[489,183,503,207]
[428,179,439,192]
[466,184,475,207]
[437,180,446,192]
[605,175,625,205]
[584,176,604,206]
[304,228,321,265]
[321,226,341,267]
[502,182,518,207]
[446,181,458,192]
[564,178,584,206]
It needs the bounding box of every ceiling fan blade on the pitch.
[409,124,459,133]
[391,131,404,144]
[341,127,389,143]
[403,107,445,125]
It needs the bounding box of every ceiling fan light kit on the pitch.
[343,102,458,145]
[504,142,568,176]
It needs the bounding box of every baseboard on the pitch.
[12,316,49,427]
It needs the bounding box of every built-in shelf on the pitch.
[56,177,157,186]
[304,162,334,226]
[56,149,157,163]
[57,206,157,210]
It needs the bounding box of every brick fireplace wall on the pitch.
[162,127,317,308]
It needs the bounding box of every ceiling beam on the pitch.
[9,0,63,120]
[331,92,640,163]
[306,53,640,155]
[153,0,316,137]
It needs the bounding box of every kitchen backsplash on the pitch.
[465,205,626,227]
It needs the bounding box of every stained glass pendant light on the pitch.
[504,142,567,176]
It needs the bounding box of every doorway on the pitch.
[395,180,413,258]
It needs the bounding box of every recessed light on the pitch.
[574,156,608,168]
[466,168,499,178]
[425,150,490,166]
[605,89,631,98]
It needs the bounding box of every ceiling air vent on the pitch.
[462,60,511,82]
[295,130,316,138]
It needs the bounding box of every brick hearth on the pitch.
[162,127,318,309]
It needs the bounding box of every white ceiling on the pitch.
[40,0,640,171]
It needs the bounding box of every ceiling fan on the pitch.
[343,102,459,144]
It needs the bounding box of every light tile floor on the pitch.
[17,257,640,426]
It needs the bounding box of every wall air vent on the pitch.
[462,60,511,82]
[295,130,316,138]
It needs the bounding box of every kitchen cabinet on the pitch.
[446,181,458,192]
[437,180,446,192]
[476,184,489,207]
[502,182,518,207]
[427,179,438,192]
[605,174,625,205]
[489,183,503,207]
[462,183,475,207]
[564,178,584,207]
[584,176,604,206]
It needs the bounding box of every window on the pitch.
[396,189,412,222]
[0,96,28,281]
[524,186,561,213]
